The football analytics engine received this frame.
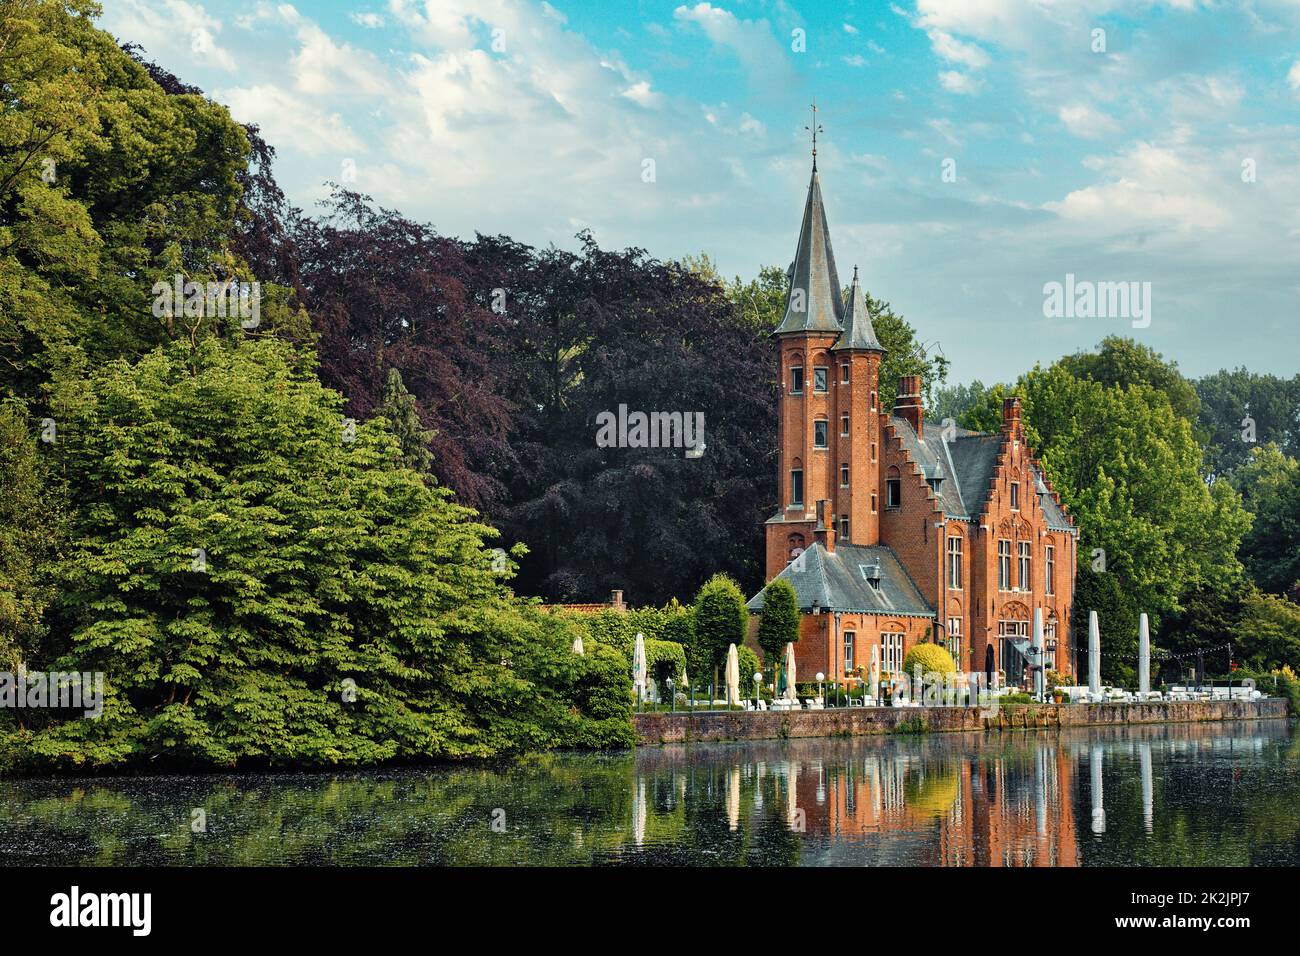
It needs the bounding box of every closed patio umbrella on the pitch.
[572,635,584,656]
[869,645,880,703]
[725,643,740,707]
[632,632,647,704]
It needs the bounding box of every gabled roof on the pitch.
[773,167,845,336]
[888,417,1074,531]
[832,266,885,352]
[747,542,934,617]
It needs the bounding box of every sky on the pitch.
[97,0,1300,386]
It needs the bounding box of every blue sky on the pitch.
[99,0,1300,386]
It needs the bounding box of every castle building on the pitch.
[746,158,1078,686]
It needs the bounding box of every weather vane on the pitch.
[806,99,823,169]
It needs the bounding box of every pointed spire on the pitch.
[774,165,844,336]
[832,265,886,352]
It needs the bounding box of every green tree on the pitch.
[1232,444,1300,594]
[11,337,625,769]
[1058,336,1200,422]
[755,578,799,683]
[0,401,68,671]
[690,573,747,695]
[1196,368,1300,478]
[379,366,433,474]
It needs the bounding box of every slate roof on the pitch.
[832,267,885,352]
[747,542,934,617]
[888,417,1074,531]
[773,167,845,336]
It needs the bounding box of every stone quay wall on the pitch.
[632,699,1289,745]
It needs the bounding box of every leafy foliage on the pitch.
[690,574,748,681]
[902,642,956,678]
[755,578,798,668]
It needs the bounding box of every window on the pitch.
[946,617,962,663]
[871,442,877,463]
[871,493,878,513]
[882,632,904,673]
[947,536,963,589]
[871,390,878,411]
[999,620,1029,684]
[813,367,829,392]
[839,517,849,541]
[841,364,850,384]
[1010,481,1020,510]
[998,539,1011,590]
[841,414,850,436]
[1045,620,1058,657]
[790,366,804,394]
[886,479,901,509]
[1045,545,1055,596]
[1018,541,1031,590]
[840,464,849,487]
[790,469,804,506]
[844,631,856,673]
[814,420,828,448]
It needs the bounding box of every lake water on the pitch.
[2,720,1296,866]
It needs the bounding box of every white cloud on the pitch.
[349,12,384,29]
[672,3,791,85]
[1289,59,1300,93]
[220,84,367,156]
[104,0,238,71]
[1058,103,1120,139]
[939,70,980,94]
[843,23,859,35]
[926,30,989,69]
[843,54,866,68]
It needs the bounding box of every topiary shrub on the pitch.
[902,642,956,678]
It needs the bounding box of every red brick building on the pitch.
[746,159,1078,686]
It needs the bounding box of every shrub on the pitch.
[902,642,956,678]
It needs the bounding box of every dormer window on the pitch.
[859,563,882,592]
[790,366,804,394]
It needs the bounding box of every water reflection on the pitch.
[1,720,1296,866]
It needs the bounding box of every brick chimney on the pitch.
[894,374,924,437]
[1002,396,1022,433]
[609,589,626,611]
[813,499,836,552]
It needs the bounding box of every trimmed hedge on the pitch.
[902,642,957,677]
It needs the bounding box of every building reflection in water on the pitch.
[629,720,1294,867]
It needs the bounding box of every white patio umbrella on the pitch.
[725,643,740,706]
[1088,611,1101,699]
[572,634,584,656]
[868,644,880,702]
[632,632,647,703]
[783,642,798,702]
[1138,612,1151,698]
